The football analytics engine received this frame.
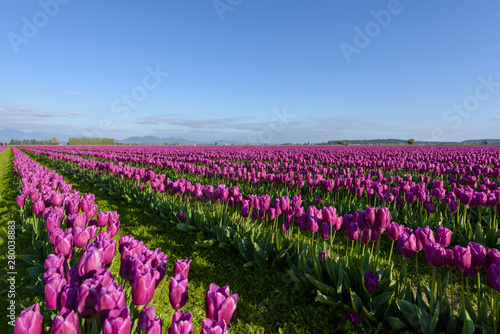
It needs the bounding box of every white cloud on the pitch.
[0,102,88,117]
[66,91,82,95]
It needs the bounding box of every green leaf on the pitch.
[371,291,394,316]
[176,223,194,233]
[429,298,440,334]
[18,254,39,265]
[362,306,377,323]
[396,299,421,333]
[243,260,255,268]
[350,290,363,313]
[315,291,342,308]
[461,309,473,334]
[477,296,488,325]
[385,316,406,331]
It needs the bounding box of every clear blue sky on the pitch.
[1,0,499,143]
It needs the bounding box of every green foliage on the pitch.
[68,137,115,145]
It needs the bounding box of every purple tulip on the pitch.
[146,318,162,334]
[60,283,79,312]
[343,310,361,325]
[33,200,45,215]
[361,228,371,245]
[73,225,97,249]
[435,227,452,248]
[96,211,110,227]
[65,199,80,215]
[67,213,88,229]
[169,274,189,310]
[453,245,471,271]
[107,220,120,238]
[78,246,104,279]
[167,312,193,334]
[449,200,458,213]
[45,275,67,310]
[97,283,126,324]
[364,270,379,293]
[13,303,43,334]
[469,242,486,268]
[94,268,115,287]
[321,223,330,239]
[387,222,403,241]
[16,194,26,207]
[424,242,446,268]
[205,283,238,325]
[487,264,500,292]
[174,259,191,279]
[397,232,417,259]
[45,212,61,232]
[77,279,101,319]
[132,267,159,306]
[346,222,360,241]
[415,226,435,251]
[308,216,319,233]
[54,231,73,258]
[139,305,156,331]
[487,248,500,269]
[268,208,276,220]
[102,307,131,334]
[98,238,117,266]
[44,253,66,271]
[51,307,80,334]
[200,318,228,334]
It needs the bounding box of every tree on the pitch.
[482,140,489,145]
[337,140,347,146]
[407,138,415,145]
[50,137,61,145]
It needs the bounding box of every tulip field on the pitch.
[2,144,500,333]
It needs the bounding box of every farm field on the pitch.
[3,144,500,333]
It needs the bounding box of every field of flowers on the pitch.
[3,144,500,333]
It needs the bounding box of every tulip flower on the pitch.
[107,220,120,238]
[60,283,79,312]
[145,318,162,334]
[77,279,101,319]
[78,246,104,279]
[205,283,238,325]
[139,305,157,331]
[453,245,471,271]
[50,307,80,334]
[487,248,500,269]
[174,259,191,279]
[364,270,379,293]
[45,275,67,310]
[387,222,403,241]
[98,238,117,266]
[45,212,61,232]
[343,310,361,325]
[200,318,228,334]
[321,223,330,239]
[33,200,45,215]
[346,222,360,241]
[44,253,66,271]
[397,232,417,259]
[97,283,126,324]
[449,200,458,213]
[469,242,486,268]
[168,312,193,334]
[73,226,97,249]
[96,211,110,227]
[169,274,189,310]
[132,267,159,306]
[424,242,446,268]
[487,264,500,292]
[435,227,452,248]
[13,303,43,334]
[16,194,25,207]
[415,226,435,251]
[102,307,131,334]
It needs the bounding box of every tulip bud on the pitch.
[169,274,189,310]
[364,270,379,293]
[167,312,193,334]
[13,303,43,334]
[51,307,79,334]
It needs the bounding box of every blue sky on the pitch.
[1,0,499,143]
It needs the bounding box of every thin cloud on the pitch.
[66,91,82,95]
[0,103,88,117]
[134,114,271,131]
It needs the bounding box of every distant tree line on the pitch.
[68,138,115,145]
[10,137,60,145]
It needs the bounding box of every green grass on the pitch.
[0,147,43,332]
[12,149,366,333]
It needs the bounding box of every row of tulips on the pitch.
[30,145,500,183]
[11,147,238,333]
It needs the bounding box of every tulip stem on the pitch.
[388,240,394,265]
[461,273,465,317]
[450,269,454,314]
[430,267,436,317]
[477,271,481,309]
